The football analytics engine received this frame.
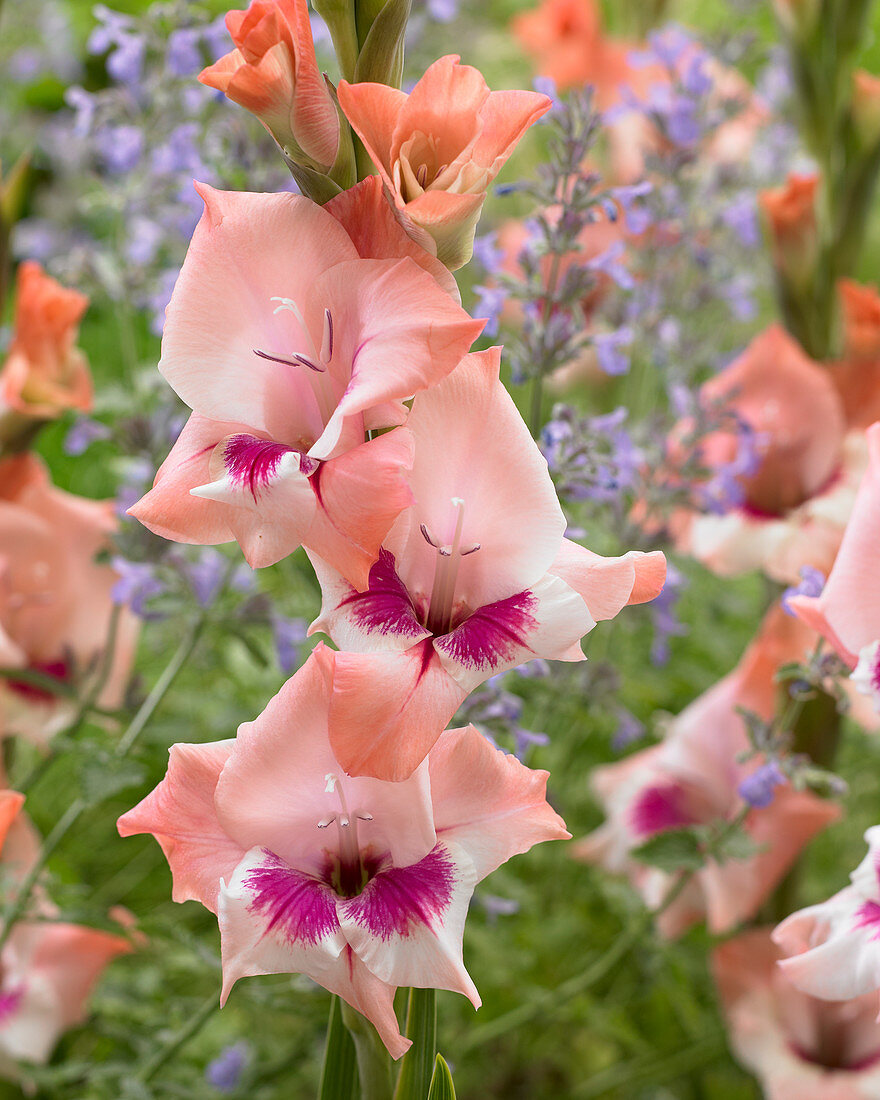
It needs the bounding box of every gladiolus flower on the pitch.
[308,348,665,781]
[774,826,880,1006]
[0,453,138,748]
[129,182,483,587]
[117,647,569,1059]
[788,423,880,710]
[338,55,551,270]
[830,280,880,430]
[674,325,858,584]
[574,604,839,937]
[760,173,820,288]
[199,0,339,170]
[0,790,130,1068]
[0,262,91,426]
[715,928,880,1099]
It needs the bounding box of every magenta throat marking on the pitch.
[433,590,538,671]
[340,550,426,639]
[341,845,456,940]
[223,435,314,501]
[7,658,70,702]
[0,985,24,1025]
[243,851,340,945]
[629,783,696,839]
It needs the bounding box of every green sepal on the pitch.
[426,1055,456,1100]
[354,0,411,87]
[318,995,358,1100]
[0,151,31,227]
[282,151,345,205]
[392,988,436,1100]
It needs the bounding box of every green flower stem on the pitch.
[137,992,220,1084]
[392,988,436,1100]
[340,1000,393,1100]
[313,0,360,83]
[0,612,207,954]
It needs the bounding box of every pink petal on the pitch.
[789,422,880,664]
[327,644,466,782]
[310,257,484,459]
[325,176,460,301]
[336,80,408,183]
[388,348,566,608]
[433,573,593,693]
[29,923,130,1031]
[159,186,358,439]
[0,791,25,856]
[337,841,480,1006]
[117,740,243,912]
[214,647,437,870]
[428,724,570,880]
[393,56,488,167]
[547,540,667,621]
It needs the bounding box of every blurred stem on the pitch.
[340,1001,393,1100]
[0,612,207,953]
[528,251,564,439]
[319,995,358,1100]
[137,993,220,1084]
[573,1030,727,1099]
[457,813,747,1054]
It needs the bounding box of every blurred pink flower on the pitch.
[338,55,551,269]
[0,261,91,424]
[674,325,859,584]
[129,182,483,589]
[117,646,568,1058]
[0,453,138,748]
[574,604,839,936]
[307,348,665,780]
[774,825,880,1006]
[715,928,880,1099]
[199,0,339,168]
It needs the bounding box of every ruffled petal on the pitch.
[547,540,667,621]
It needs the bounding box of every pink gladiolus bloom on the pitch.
[0,790,130,1069]
[307,348,665,781]
[674,325,859,584]
[715,929,880,1099]
[575,605,839,936]
[338,55,551,270]
[789,424,880,710]
[199,0,339,169]
[830,281,880,430]
[117,646,568,1058]
[0,262,91,423]
[0,453,138,748]
[774,826,880,1006]
[129,183,483,587]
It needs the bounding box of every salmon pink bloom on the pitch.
[674,325,858,584]
[0,262,91,429]
[788,424,880,708]
[307,348,665,781]
[129,183,483,587]
[199,0,339,170]
[830,280,880,430]
[715,928,880,1099]
[0,790,130,1069]
[117,647,568,1058]
[0,453,138,748]
[574,605,839,937]
[774,826,880,1006]
[337,55,551,270]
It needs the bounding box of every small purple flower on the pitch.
[681,53,713,97]
[167,27,203,77]
[532,75,560,111]
[64,417,112,457]
[273,617,309,674]
[97,125,144,174]
[184,549,228,608]
[64,86,97,137]
[126,217,164,267]
[427,0,459,21]
[472,231,504,275]
[782,566,826,617]
[593,328,633,376]
[649,561,688,666]
[476,893,520,922]
[473,284,507,338]
[613,707,645,751]
[721,194,760,249]
[588,243,634,290]
[206,1041,250,1094]
[610,181,653,234]
[738,760,786,808]
[111,558,165,619]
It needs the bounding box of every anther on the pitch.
[420,523,439,548]
[322,308,334,362]
[253,348,325,372]
[416,164,428,188]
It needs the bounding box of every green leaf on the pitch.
[393,988,436,1100]
[710,826,762,865]
[631,828,705,873]
[318,995,358,1100]
[426,1055,456,1100]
